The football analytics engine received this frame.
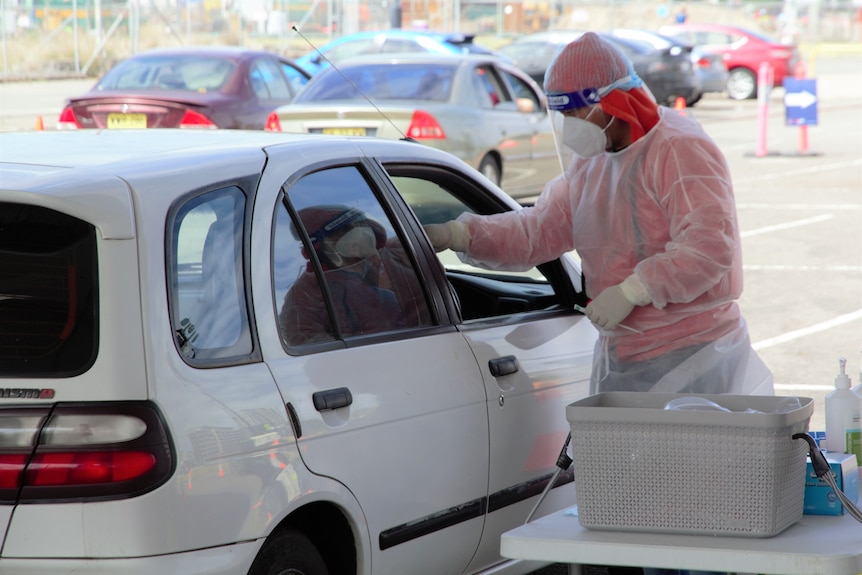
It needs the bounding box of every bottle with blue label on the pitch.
[824,357,862,466]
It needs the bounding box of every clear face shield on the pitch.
[545,74,639,171]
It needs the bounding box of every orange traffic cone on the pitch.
[674,97,686,114]
[34,115,44,131]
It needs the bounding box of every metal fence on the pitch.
[2,0,861,79]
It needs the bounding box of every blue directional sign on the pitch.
[784,78,818,126]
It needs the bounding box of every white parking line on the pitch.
[740,214,834,237]
[774,383,835,391]
[737,203,862,210]
[752,308,862,350]
[744,264,862,271]
[734,158,862,183]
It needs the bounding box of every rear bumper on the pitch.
[696,70,729,93]
[0,541,262,575]
[644,73,699,105]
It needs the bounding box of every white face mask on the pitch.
[562,112,614,159]
[332,226,378,260]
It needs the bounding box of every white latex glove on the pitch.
[585,286,635,330]
[586,274,651,330]
[422,221,470,253]
[423,223,451,252]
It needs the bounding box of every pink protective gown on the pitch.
[457,107,773,395]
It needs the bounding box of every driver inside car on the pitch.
[279,205,409,345]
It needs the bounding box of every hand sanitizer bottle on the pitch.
[824,357,862,459]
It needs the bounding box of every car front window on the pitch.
[273,165,433,348]
[386,167,568,322]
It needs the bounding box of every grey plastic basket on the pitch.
[566,392,813,537]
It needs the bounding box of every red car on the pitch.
[659,23,798,100]
[58,46,311,130]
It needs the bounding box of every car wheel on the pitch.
[478,155,501,187]
[248,529,329,575]
[726,68,757,100]
[686,92,702,107]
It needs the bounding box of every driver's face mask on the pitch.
[324,226,378,267]
[562,107,614,159]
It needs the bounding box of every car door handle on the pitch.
[313,387,353,412]
[489,355,519,377]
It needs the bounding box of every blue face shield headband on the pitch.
[546,74,642,111]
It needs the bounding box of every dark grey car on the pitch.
[499,30,698,107]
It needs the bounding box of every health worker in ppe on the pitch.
[424,31,774,401]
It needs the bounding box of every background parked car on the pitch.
[267,53,558,204]
[608,28,728,105]
[498,30,698,107]
[57,46,310,130]
[659,23,799,100]
[294,29,508,75]
[0,128,597,575]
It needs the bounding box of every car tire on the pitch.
[478,155,501,187]
[726,68,757,100]
[248,529,329,575]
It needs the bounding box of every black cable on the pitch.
[793,432,862,523]
[525,432,573,524]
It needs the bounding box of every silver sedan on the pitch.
[266,53,561,204]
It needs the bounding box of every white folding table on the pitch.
[501,505,862,575]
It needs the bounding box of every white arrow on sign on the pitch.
[784,90,817,109]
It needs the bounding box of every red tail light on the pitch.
[57,106,81,130]
[178,109,218,129]
[406,110,446,140]
[696,57,712,69]
[264,112,282,132]
[27,451,156,485]
[0,402,173,503]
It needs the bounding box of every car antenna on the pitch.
[291,26,415,142]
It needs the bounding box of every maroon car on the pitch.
[58,46,311,130]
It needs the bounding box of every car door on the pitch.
[379,160,597,573]
[252,142,490,575]
[471,63,536,192]
[499,68,561,202]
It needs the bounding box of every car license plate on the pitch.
[322,127,366,136]
[107,113,147,129]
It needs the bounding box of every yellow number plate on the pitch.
[322,127,366,136]
[107,113,147,129]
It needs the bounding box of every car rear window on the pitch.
[296,63,455,102]
[0,203,98,377]
[96,55,236,92]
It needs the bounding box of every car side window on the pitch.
[250,58,292,100]
[381,38,423,53]
[473,65,506,108]
[326,39,376,63]
[170,186,252,362]
[387,168,567,322]
[280,61,309,94]
[501,71,541,113]
[273,166,433,348]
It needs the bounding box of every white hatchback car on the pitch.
[0,130,597,575]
